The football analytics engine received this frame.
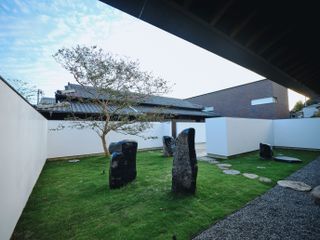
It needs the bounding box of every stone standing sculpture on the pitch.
[109,140,138,189]
[172,128,198,194]
[259,143,273,159]
[162,136,175,157]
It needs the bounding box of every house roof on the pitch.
[60,83,204,110]
[37,98,217,118]
[37,83,219,119]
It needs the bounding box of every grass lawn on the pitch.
[13,149,319,240]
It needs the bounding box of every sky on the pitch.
[0,0,306,109]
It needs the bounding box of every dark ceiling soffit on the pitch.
[100,0,317,98]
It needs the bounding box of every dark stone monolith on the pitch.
[163,136,175,157]
[259,143,273,159]
[172,128,197,194]
[109,140,137,189]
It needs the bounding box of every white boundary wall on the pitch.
[206,117,273,157]
[0,80,48,240]
[274,118,320,149]
[206,117,320,158]
[177,122,206,143]
[47,121,171,159]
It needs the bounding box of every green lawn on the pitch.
[13,149,319,240]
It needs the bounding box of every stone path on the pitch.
[193,156,320,240]
[277,180,311,192]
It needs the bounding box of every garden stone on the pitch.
[274,156,302,163]
[259,143,273,159]
[109,141,123,154]
[259,177,272,183]
[257,166,266,169]
[172,128,197,194]
[310,185,320,205]
[217,163,232,170]
[68,159,80,163]
[277,180,312,192]
[243,173,259,179]
[198,156,219,164]
[162,136,175,157]
[109,140,138,189]
[223,169,240,175]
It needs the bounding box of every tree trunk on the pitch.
[101,135,110,157]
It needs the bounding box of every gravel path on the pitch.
[193,156,320,240]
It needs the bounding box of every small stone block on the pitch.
[274,156,302,163]
[68,159,80,163]
[259,177,272,183]
[277,180,311,192]
[243,173,259,179]
[223,169,240,175]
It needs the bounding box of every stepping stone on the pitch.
[217,163,232,170]
[310,185,320,205]
[68,159,80,163]
[257,166,266,169]
[243,173,259,179]
[259,177,272,183]
[277,180,311,192]
[223,169,240,175]
[198,156,219,164]
[274,156,302,163]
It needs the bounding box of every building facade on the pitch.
[186,79,289,119]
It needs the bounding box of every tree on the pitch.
[7,78,38,103]
[291,100,304,112]
[53,45,170,157]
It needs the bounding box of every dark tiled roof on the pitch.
[62,83,204,110]
[39,97,56,105]
[37,98,218,118]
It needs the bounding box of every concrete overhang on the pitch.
[100,0,320,98]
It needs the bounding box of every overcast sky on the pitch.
[0,0,306,109]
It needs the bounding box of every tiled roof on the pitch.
[37,98,218,117]
[61,83,204,110]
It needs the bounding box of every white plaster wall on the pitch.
[273,118,320,149]
[176,122,206,143]
[0,80,48,240]
[205,118,229,156]
[226,118,274,156]
[47,121,171,158]
[206,117,273,157]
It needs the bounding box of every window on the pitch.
[251,97,277,106]
[203,106,214,112]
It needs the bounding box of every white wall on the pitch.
[47,121,171,159]
[206,118,273,157]
[206,118,229,156]
[0,80,48,240]
[177,122,206,143]
[226,118,273,156]
[273,118,320,149]
[206,117,320,158]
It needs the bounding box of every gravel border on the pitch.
[193,156,320,240]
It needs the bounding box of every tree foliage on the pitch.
[53,45,170,157]
[7,78,37,103]
[291,100,304,112]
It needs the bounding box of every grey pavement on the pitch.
[194,156,320,240]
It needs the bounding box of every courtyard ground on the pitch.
[13,149,319,239]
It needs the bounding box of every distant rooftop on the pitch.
[37,83,219,120]
[60,83,204,110]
